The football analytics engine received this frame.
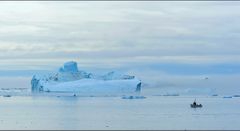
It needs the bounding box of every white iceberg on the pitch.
[31,61,141,94]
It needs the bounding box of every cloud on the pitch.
[0,1,239,76]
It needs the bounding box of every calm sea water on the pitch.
[0,95,239,130]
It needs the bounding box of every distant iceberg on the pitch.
[31,61,141,94]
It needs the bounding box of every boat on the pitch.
[190,103,202,108]
[190,99,203,108]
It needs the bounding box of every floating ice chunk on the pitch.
[162,93,179,96]
[122,95,146,99]
[3,95,11,97]
[223,96,232,98]
[233,95,240,97]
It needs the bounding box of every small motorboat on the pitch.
[190,99,203,108]
[190,103,203,108]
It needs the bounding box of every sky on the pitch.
[0,1,240,87]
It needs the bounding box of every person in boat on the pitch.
[193,99,197,106]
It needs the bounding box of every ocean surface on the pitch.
[0,76,240,130]
[0,92,240,130]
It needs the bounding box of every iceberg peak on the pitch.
[59,61,79,73]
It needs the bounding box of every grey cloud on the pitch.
[0,2,240,71]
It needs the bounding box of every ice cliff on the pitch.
[31,61,141,94]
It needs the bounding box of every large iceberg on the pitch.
[31,61,141,94]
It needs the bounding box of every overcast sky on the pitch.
[0,1,240,78]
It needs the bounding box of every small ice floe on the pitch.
[162,93,179,96]
[152,94,162,96]
[122,95,146,99]
[3,95,11,97]
[233,95,240,97]
[223,96,232,98]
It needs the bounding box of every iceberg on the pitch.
[31,61,141,94]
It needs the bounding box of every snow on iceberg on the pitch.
[31,61,141,94]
